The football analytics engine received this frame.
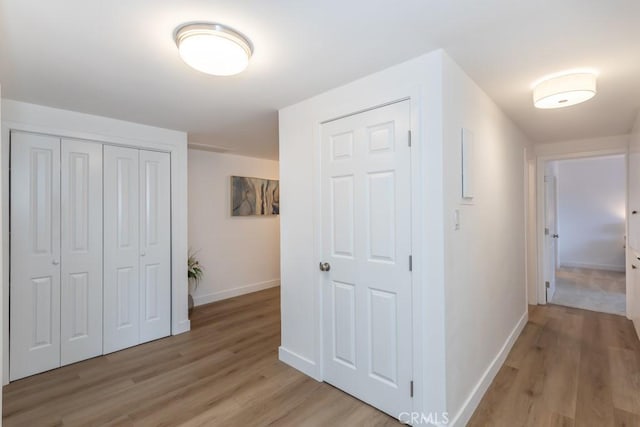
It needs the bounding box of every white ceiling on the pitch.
[1,0,639,160]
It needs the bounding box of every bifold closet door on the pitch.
[139,150,171,343]
[103,146,140,353]
[60,139,103,365]
[10,132,61,380]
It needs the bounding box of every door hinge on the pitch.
[408,130,412,147]
[545,281,550,289]
[409,255,413,272]
[410,380,414,397]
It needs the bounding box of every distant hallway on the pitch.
[552,267,625,316]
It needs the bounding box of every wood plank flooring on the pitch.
[469,304,640,427]
[4,288,640,426]
[2,287,398,427]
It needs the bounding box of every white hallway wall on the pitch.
[279,49,448,417]
[279,49,531,426]
[188,149,280,305]
[441,54,531,423]
[557,156,626,271]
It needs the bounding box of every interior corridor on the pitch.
[551,267,626,316]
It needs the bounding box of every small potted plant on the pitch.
[188,251,203,316]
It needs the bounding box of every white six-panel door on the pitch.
[139,150,171,343]
[60,139,103,365]
[103,146,141,353]
[10,132,62,380]
[321,101,413,418]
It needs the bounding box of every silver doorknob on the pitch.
[552,234,559,238]
[52,259,59,265]
[140,252,146,257]
[319,262,331,272]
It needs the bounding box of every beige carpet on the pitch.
[550,267,626,316]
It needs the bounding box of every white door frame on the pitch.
[311,92,432,417]
[1,104,190,384]
[536,148,628,307]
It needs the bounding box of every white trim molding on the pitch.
[559,261,626,273]
[278,347,321,381]
[193,279,280,306]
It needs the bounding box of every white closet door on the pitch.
[60,139,103,365]
[10,132,61,380]
[139,150,171,343]
[321,101,413,417]
[103,146,140,353]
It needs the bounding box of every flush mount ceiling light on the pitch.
[533,72,597,109]
[174,23,252,76]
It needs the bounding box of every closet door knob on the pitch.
[52,259,60,265]
[140,252,146,257]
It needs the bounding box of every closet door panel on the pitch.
[61,139,103,365]
[139,150,171,343]
[10,131,61,380]
[104,146,140,353]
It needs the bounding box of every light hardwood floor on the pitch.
[2,287,399,426]
[5,288,640,426]
[469,303,640,427]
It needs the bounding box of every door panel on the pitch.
[61,139,103,365]
[369,289,397,384]
[139,150,171,343]
[10,131,61,380]
[321,101,412,418]
[331,176,355,257]
[104,145,140,353]
[367,171,396,261]
[332,281,356,367]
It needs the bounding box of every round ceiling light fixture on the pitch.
[533,72,597,109]
[174,23,253,76]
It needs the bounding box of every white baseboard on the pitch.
[193,279,280,306]
[447,311,528,427]
[173,319,191,335]
[278,346,322,381]
[559,261,625,272]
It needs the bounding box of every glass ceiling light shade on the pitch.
[175,23,253,76]
[533,72,597,109]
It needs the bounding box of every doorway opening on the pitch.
[540,154,626,315]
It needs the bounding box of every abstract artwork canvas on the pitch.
[231,176,280,216]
